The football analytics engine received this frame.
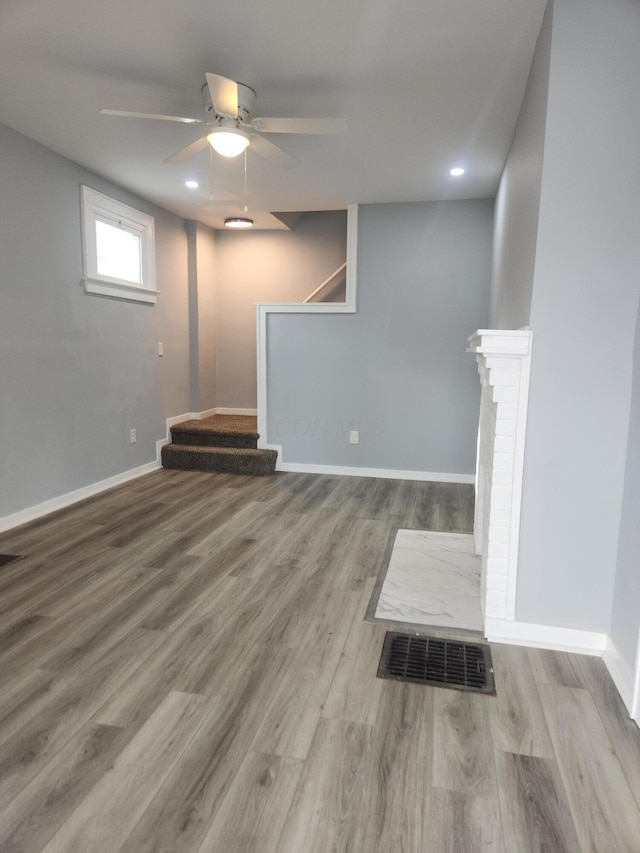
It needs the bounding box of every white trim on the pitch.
[155,411,196,462]
[256,203,358,452]
[602,636,635,715]
[81,186,157,304]
[467,328,532,353]
[256,305,268,448]
[83,278,159,304]
[345,203,358,308]
[261,443,473,482]
[167,412,197,426]
[0,461,160,534]
[303,262,347,304]
[485,617,607,656]
[254,303,356,313]
[171,408,257,419]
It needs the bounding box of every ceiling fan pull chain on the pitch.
[243,149,248,213]
[209,145,214,201]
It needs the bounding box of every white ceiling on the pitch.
[0,0,547,229]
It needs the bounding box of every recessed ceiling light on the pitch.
[224,217,253,229]
[450,167,465,177]
[185,180,199,189]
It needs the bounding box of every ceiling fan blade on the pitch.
[252,117,348,135]
[206,73,239,119]
[249,134,299,168]
[100,109,202,125]
[164,136,210,164]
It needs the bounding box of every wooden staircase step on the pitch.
[161,444,277,476]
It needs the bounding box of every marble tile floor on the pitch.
[374,529,483,632]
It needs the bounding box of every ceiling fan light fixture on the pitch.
[224,217,253,229]
[207,127,250,157]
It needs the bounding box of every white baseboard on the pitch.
[214,407,258,416]
[156,411,196,463]
[1,405,233,534]
[0,460,160,534]
[485,617,607,656]
[603,636,635,715]
[262,444,474,483]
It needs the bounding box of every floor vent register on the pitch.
[377,632,495,695]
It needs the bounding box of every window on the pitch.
[81,186,157,304]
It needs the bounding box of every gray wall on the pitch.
[215,211,347,408]
[187,221,217,413]
[610,300,640,665]
[0,122,191,518]
[510,0,640,632]
[489,0,551,330]
[266,201,493,473]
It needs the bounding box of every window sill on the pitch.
[83,276,159,304]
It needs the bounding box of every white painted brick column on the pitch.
[467,329,532,624]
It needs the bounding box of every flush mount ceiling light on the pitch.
[450,167,465,177]
[207,126,250,158]
[184,180,199,189]
[224,217,253,229]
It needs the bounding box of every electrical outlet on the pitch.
[350,430,359,445]
[130,429,137,444]
[158,341,164,357]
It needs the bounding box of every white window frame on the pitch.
[81,186,158,304]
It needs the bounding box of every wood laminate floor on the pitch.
[0,469,639,852]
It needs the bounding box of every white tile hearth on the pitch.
[375,529,483,632]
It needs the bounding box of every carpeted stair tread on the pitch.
[161,443,277,476]
[174,414,258,434]
[170,415,259,449]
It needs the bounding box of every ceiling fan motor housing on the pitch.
[202,80,256,123]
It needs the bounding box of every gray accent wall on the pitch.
[215,211,347,409]
[489,0,551,330]
[0,122,191,517]
[610,301,640,666]
[493,0,640,636]
[266,201,493,473]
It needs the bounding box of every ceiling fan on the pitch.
[100,73,348,167]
